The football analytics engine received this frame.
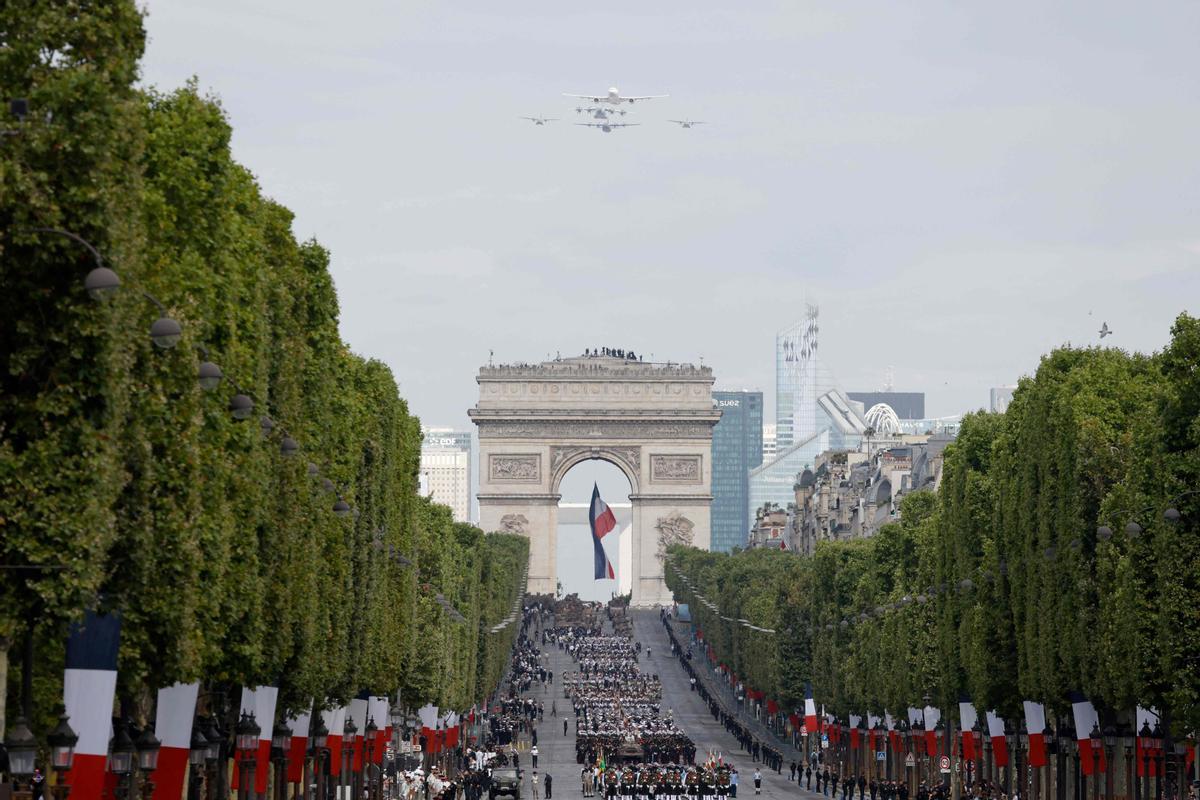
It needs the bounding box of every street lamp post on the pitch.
[189,725,209,800]
[201,715,223,800]
[343,716,358,800]
[1089,723,1102,800]
[1139,723,1152,800]
[309,716,329,800]
[47,714,79,800]
[1150,724,1164,800]
[235,712,261,800]
[110,720,138,800]
[364,717,379,800]
[136,724,162,800]
[271,722,291,800]
[1102,725,1116,800]
[4,716,39,798]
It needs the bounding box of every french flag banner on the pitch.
[151,682,199,800]
[1023,701,1047,767]
[286,704,313,783]
[804,683,819,732]
[62,610,121,799]
[418,703,440,753]
[370,696,390,764]
[959,697,979,761]
[923,705,941,757]
[590,483,617,580]
[986,711,1009,767]
[908,707,924,729]
[233,686,278,794]
[350,693,370,771]
[321,705,348,777]
[1070,693,1106,774]
[849,715,862,749]
[867,713,881,752]
[1136,706,1160,777]
[886,711,902,752]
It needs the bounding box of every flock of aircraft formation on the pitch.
[521,86,703,133]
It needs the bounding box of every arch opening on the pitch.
[556,459,633,602]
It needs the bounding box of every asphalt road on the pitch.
[508,610,829,800]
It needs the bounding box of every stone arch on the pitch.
[549,445,641,497]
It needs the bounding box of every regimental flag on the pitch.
[1136,706,1160,777]
[62,609,121,799]
[959,697,979,761]
[849,715,862,749]
[923,704,941,757]
[151,682,200,800]
[1023,701,1047,767]
[234,686,278,795]
[986,711,1009,768]
[1070,692,1107,775]
[287,704,313,783]
[590,483,617,580]
[804,683,819,732]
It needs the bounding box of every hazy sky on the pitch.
[139,1,1200,427]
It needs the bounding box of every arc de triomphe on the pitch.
[469,354,719,607]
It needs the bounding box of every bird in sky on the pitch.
[520,116,558,126]
[1099,322,1112,339]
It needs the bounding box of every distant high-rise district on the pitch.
[419,427,473,523]
[709,390,764,552]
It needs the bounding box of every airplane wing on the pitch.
[621,94,669,102]
[564,93,604,102]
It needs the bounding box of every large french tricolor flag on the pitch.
[1070,692,1107,774]
[804,682,819,732]
[986,711,1009,767]
[1023,701,1047,767]
[62,609,121,799]
[151,682,199,800]
[322,705,348,777]
[923,704,941,756]
[286,703,313,784]
[234,686,278,794]
[589,483,617,580]
[959,697,979,761]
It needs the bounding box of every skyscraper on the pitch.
[710,391,764,552]
[420,428,473,523]
[775,304,821,450]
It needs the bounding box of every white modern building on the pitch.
[420,428,473,523]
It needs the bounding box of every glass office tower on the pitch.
[710,391,764,552]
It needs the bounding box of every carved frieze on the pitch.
[478,421,713,440]
[651,454,702,483]
[499,513,529,534]
[655,512,695,562]
[489,454,541,482]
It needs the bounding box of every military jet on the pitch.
[668,119,706,128]
[563,86,668,106]
[520,116,558,126]
[576,122,640,133]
